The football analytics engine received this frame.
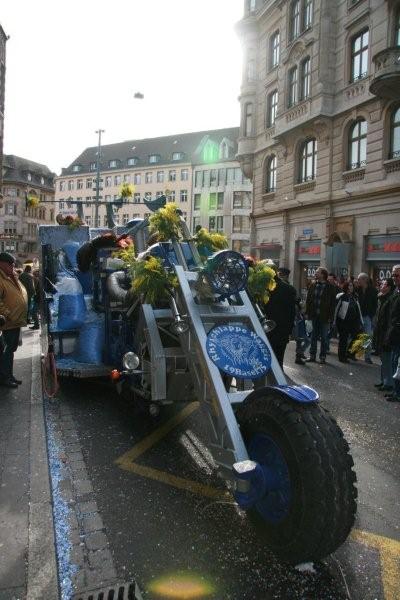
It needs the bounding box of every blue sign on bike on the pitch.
[206,325,271,379]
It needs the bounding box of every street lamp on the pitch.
[94,129,105,227]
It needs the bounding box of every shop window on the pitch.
[299,139,317,182]
[390,106,400,159]
[349,119,367,169]
[351,29,369,83]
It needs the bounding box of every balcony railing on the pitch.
[370,47,400,100]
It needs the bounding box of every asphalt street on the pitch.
[53,341,400,600]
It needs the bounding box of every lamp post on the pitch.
[94,129,105,227]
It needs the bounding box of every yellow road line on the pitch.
[115,403,400,600]
[120,462,229,501]
[115,402,199,465]
[351,530,400,600]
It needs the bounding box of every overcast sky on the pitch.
[1,0,244,175]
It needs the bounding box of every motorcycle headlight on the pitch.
[122,352,140,372]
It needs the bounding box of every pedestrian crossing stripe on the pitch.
[115,402,400,600]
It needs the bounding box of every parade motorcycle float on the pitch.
[39,199,357,564]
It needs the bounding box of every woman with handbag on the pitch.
[333,280,363,363]
[372,278,395,391]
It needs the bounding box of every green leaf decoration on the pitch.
[149,202,182,241]
[131,256,177,304]
[247,262,277,304]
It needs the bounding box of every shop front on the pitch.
[297,239,321,299]
[254,243,282,264]
[365,235,400,284]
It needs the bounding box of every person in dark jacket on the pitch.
[385,265,400,402]
[372,278,395,391]
[263,266,296,368]
[305,267,336,364]
[19,264,35,322]
[357,273,378,364]
[334,280,363,362]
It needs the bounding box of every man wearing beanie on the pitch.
[0,252,28,388]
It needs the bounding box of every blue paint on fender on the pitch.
[270,384,319,403]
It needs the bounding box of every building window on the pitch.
[124,174,130,182]
[351,29,369,82]
[68,180,74,190]
[180,190,188,202]
[77,179,83,189]
[218,169,226,185]
[300,57,311,100]
[390,106,400,158]
[149,154,160,164]
[220,142,229,159]
[288,66,298,107]
[172,152,184,161]
[244,103,253,136]
[247,58,256,82]
[157,171,165,183]
[156,191,163,198]
[134,173,141,185]
[266,155,277,192]
[216,216,224,232]
[349,119,367,169]
[180,169,188,181]
[233,215,250,233]
[85,216,92,226]
[209,193,217,210]
[105,176,112,187]
[299,139,317,182]
[122,213,129,225]
[85,197,92,207]
[217,192,224,208]
[127,157,138,166]
[290,0,301,41]
[210,169,218,186]
[109,159,118,168]
[209,216,216,232]
[86,179,92,189]
[145,172,152,184]
[144,192,152,201]
[167,190,176,202]
[193,216,201,232]
[59,181,65,191]
[27,172,32,182]
[114,175,122,186]
[90,162,97,171]
[303,0,313,29]
[72,165,81,172]
[194,194,201,210]
[396,10,400,45]
[134,193,141,203]
[270,31,280,69]
[195,171,202,187]
[234,168,243,183]
[267,90,278,127]
[169,170,176,182]
[246,0,256,15]
[5,203,17,215]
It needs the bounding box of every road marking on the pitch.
[115,402,228,501]
[116,403,400,600]
[351,530,400,600]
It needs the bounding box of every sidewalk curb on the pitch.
[27,333,59,600]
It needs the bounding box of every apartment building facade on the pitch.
[1,155,55,263]
[237,0,400,295]
[0,25,7,195]
[56,128,251,249]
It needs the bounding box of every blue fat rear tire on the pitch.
[236,391,357,564]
